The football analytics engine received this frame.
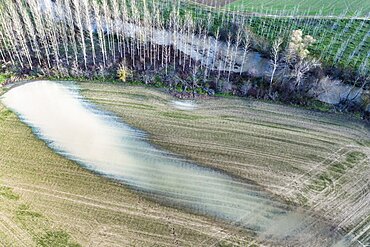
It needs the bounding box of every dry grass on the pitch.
[79,82,370,244]
[0,94,253,246]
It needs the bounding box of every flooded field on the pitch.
[1,81,362,246]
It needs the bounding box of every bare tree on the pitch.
[342,57,370,109]
[269,38,283,97]
[291,58,321,88]
[239,30,250,75]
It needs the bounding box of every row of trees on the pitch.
[0,0,368,106]
[268,30,320,97]
[1,0,367,75]
[0,0,248,73]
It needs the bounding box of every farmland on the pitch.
[186,0,370,72]
[0,0,369,245]
[79,82,370,244]
[0,87,252,246]
[244,14,369,71]
[1,80,370,245]
[224,0,370,16]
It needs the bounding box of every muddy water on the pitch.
[1,81,353,246]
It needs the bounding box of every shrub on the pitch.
[117,64,132,82]
[0,74,8,85]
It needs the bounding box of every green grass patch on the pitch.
[90,99,155,110]
[0,186,20,200]
[310,151,367,191]
[127,93,150,100]
[0,109,12,121]
[0,74,9,84]
[37,231,81,247]
[310,172,333,191]
[160,111,203,120]
[305,100,333,112]
[294,193,309,205]
[361,140,370,147]
[346,151,366,164]
[331,162,346,173]
[225,0,370,16]
[16,204,43,220]
[215,92,233,98]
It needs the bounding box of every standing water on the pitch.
[172,100,198,111]
[1,81,353,246]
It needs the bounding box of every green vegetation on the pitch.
[244,16,368,71]
[16,204,43,220]
[1,0,367,86]
[304,100,333,112]
[311,151,367,191]
[226,0,370,16]
[0,186,20,200]
[161,111,203,120]
[37,231,81,247]
[346,151,367,164]
[215,92,234,98]
[0,109,12,121]
[183,0,369,73]
[0,74,9,85]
